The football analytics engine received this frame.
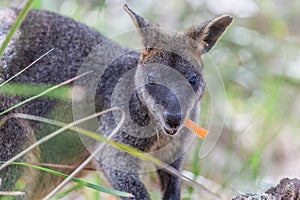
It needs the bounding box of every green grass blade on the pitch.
[0,0,34,59]
[0,72,90,116]
[0,161,133,198]
[0,82,71,100]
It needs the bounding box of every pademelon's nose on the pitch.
[164,111,181,129]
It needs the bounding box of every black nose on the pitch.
[164,112,181,128]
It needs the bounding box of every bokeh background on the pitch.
[1,0,299,199]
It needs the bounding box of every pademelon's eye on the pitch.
[147,74,156,85]
[188,75,198,86]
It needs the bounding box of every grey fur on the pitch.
[0,5,232,200]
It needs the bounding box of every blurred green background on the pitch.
[1,0,299,199]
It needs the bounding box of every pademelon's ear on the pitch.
[124,4,159,52]
[185,15,233,54]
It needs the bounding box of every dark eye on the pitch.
[147,75,156,85]
[188,76,198,86]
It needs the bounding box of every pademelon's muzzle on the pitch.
[145,83,183,135]
[163,111,182,135]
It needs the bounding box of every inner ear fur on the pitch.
[185,15,233,54]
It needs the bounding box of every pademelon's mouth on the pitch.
[163,127,178,135]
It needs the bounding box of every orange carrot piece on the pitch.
[184,118,208,139]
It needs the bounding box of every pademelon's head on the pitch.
[124,4,233,135]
